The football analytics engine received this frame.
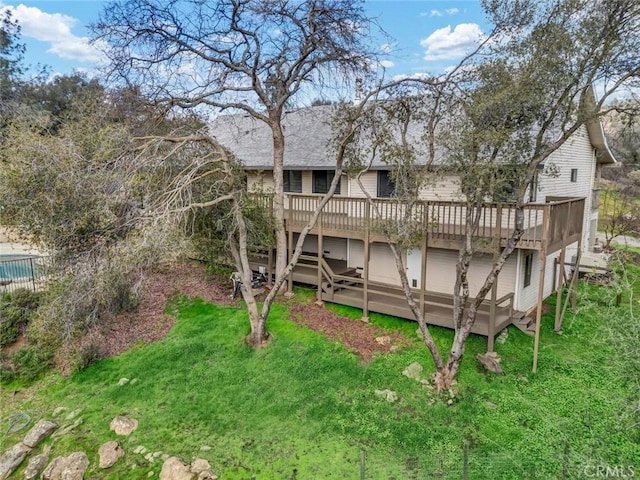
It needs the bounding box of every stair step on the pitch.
[512,316,536,336]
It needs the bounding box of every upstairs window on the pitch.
[284,170,302,193]
[377,170,396,198]
[312,170,341,194]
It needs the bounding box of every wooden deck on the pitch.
[249,255,518,341]
[269,194,586,252]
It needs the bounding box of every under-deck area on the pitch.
[249,254,518,345]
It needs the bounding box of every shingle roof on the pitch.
[210,105,345,170]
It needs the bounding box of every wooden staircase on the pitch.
[511,312,536,336]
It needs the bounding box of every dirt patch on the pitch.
[95,263,236,357]
[289,300,408,361]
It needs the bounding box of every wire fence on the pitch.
[0,255,52,293]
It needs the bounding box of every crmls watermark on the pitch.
[583,464,636,478]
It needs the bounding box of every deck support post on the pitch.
[362,202,370,322]
[488,204,502,353]
[554,246,566,331]
[533,205,550,373]
[317,213,324,304]
[420,207,428,320]
[287,227,294,293]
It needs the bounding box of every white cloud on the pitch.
[379,60,395,69]
[380,43,392,53]
[429,9,443,17]
[445,8,460,15]
[420,23,484,61]
[1,4,104,63]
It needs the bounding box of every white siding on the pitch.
[348,172,378,198]
[538,125,596,250]
[419,248,517,299]
[294,234,347,261]
[418,175,463,201]
[347,240,403,285]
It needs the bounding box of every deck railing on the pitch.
[252,193,585,250]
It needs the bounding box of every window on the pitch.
[312,170,340,194]
[523,252,534,288]
[570,168,578,182]
[377,170,396,198]
[284,170,302,193]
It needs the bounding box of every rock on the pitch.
[59,452,89,480]
[99,441,124,469]
[117,377,130,386]
[110,416,139,436]
[197,472,218,480]
[64,409,83,421]
[52,418,83,439]
[159,457,193,480]
[52,407,67,418]
[190,459,211,474]
[476,352,504,374]
[496,329,509,344]
[374,336,391,346]
[6,413,31,434]
[41,456,65,480]
[22,419,58,448]
[402,362,424,381]
[23,452,49,479]
[374,389,398,403]
[0,442,31,480]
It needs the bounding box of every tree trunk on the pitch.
[441,205,526,388]
[271,119,288,291]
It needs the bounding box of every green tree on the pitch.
[94,0,379,346]
[343,0,640,390]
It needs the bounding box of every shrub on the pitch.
[72,339,103,373]
[0,288,41,346]
[8,346,53,383]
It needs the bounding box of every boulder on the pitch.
[110,416,138,436]
[0,442,31,480]
[59,452,89,480]
[23,452,49,480]
[98,441,124,469]
[159,457,193,480]
[23,419,58,448]
[402,362,424,381]
[476,352,503,374]
[42,452,88,480]
[190,459,211,474]
[41,456,65,480]
[374,389,398,403]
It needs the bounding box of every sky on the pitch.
[0,0,490,80]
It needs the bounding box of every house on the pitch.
[210,102,616,352]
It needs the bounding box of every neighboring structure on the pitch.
[210,103,616,351]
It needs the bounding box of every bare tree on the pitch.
[94,0,377,302]
[340,0,640,390]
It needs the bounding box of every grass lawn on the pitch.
[1,267,639,479]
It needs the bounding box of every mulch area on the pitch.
[87,263,236,359]
[56,262,409,370]
[288,300,408,361]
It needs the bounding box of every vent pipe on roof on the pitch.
[354,78,362,105]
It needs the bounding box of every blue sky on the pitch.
[1,0,490,79]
